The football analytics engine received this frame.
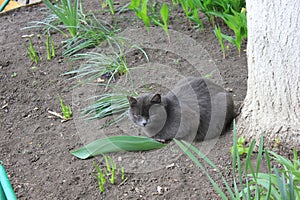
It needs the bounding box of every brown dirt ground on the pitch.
[0,1,251,199]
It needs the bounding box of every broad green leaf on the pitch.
[70,135,166,159]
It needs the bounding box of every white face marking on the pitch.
[137,117,148,127]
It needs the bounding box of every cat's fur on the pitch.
[127,77,235,142]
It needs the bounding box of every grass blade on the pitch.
[174,139,228,200]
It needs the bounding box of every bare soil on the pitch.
[0,1,250,199]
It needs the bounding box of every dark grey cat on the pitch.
[127,77,235,142]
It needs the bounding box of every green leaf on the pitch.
[160,3,168,26]
[128,0,140,10]
[70,135,166,159]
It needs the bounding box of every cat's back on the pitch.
[166,77,210,104]
[168,77,229,99]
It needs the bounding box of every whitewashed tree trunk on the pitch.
[238,0,300,150]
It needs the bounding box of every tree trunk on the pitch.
[238,0,300,150]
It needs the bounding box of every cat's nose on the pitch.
[142,122,147,126]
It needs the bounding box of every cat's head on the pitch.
[127,94,167,135]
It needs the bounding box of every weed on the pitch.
[93,161,106,193]
[230,136,249,156]
[104,155,116,184]
[58,95,72,120]
[101,0,115,15]
[11,72,17,78]
[129,0,170,39]
[129,0,151,29]
[46,34,56,60]
[274,138,280,148]
[26,38,39,64]
[214,25,225,58]
[213,8,247,56]
[151,3,170,42]
[121,166,125,181]
[93,155,125,193]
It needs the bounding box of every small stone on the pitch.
[157,186,163,194]
[166,163,175,169]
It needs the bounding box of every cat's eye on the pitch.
[133,114,140,118]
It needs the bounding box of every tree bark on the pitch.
[238,0,300,150]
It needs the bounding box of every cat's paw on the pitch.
[154,138,166,143]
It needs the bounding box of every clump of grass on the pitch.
[82,93,132,127]
[62,14,119,57]
[42,0,80,37]
[93,155,125,193]
[175,120,300,199]
[26,38,39,64]
[25,0,119,57]
[65,39,148,87]
[64,51,128,87]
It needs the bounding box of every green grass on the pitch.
[175,120,300,199]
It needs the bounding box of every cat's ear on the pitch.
[151,94,161,104]
[127,96,137,106]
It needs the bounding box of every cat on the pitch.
[127,77,235,142]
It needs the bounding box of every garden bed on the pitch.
[0,1,249,199]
